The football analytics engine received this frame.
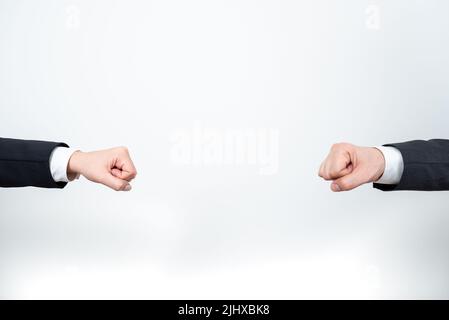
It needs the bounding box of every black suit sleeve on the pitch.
[374,139,449,191]
[0,137,69,188]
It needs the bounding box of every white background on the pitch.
[1,0,449,299]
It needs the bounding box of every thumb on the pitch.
[101,173,132,191]
[331,168,365,192]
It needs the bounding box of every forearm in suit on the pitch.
[0,138,68,188]
[374,139,449,191]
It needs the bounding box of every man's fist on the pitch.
[67,147,137,191]
[318,143,385,192]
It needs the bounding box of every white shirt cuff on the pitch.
[375,146,404,185]
[49,147,78,183]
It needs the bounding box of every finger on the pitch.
[318,162,325,177]
[111,167,136,182]
[320,157,335,180]
[101,173,132,191]
[331,169,365,192]
[323,156,352,180]
[115,154,138,181]
[321,163,345,180]
[338,163,353,177]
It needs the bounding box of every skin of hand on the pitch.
[318,143,385,192]
[67,147,137,191]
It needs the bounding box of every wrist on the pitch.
[372,147,386,181]
[67,150,86,180]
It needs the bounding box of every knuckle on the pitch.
[330,143,342,151]
[318,167,324,177]
[331,142,351,152]
[117,146,129,154]
[328,172,336,180]
[322,171,331,180]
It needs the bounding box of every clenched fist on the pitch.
[319,143,385,192]
[67,147,137,191]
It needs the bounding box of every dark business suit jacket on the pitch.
[374,139,449,191]
[0,138,68,188]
